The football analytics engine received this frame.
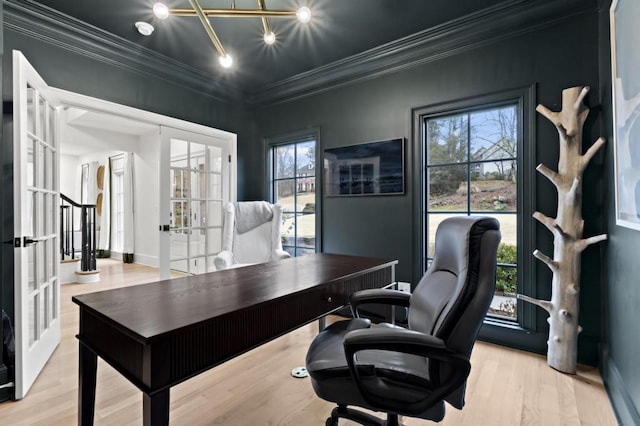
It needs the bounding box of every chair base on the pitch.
[326,405,399,426]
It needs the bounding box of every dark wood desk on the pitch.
[73,253,397,425]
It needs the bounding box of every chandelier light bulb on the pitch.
[219,54,233,68]
[296,7,311,24]
[135,21,155,36]
[264,31,276,45]
[153,2,170,20]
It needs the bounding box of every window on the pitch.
[80,163,89,204]
[415,86,537,338]
[424,104,518,320]
[268,131,320,256]
[111,157,125,253]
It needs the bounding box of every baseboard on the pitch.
[133,253,157,268]
[601,347,640,425]
[108,252,157,268]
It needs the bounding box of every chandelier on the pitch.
[148,1,312,68]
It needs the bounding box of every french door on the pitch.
[12,50,61,399]
[159,127,233,279]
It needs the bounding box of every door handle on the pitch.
[159,224,170,232]
[23,236,38,246]
[8,236,41,247]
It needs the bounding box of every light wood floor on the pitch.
[0,260,617,425]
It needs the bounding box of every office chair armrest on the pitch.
[273,249,291,260]
[344,328,451,357]
[349,289,410,319]
[343,327,470,416]
[213,250,235,270]
[350,289,410,309]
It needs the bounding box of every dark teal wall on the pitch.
[599,1,640,424]
[249,11,606,364]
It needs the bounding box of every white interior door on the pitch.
[12,50,61,399]
[159,127,234,279]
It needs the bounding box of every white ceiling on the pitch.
[61,107,158,156]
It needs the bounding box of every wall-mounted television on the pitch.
[324,138,404,196]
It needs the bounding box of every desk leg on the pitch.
[78,341,97,426]
[143,389,170,426]
[318,316,326,332]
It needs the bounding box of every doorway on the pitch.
[55,92,237,278]
[11,50,237,399]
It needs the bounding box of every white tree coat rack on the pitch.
[517,86,607,374]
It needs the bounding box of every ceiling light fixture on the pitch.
[263,31,276,45]
[296,6,311,24]
[153,2,170,20]
[135,21,155,36]
[151,1,311,68]
[219,54,233,68]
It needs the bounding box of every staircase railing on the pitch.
[60,193,97,272]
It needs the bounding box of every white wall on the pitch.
[59,154,79,200]
[134,130,160,267]
[70,125,141,157]
[76,141,139,168]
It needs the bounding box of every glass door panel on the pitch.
[163,130,230,276]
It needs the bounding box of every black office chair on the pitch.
[305,216,501,425]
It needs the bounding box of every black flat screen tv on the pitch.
[324,138,404,196]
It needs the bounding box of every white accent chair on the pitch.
[213,201,291,270]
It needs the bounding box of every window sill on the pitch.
[478,317,547,355]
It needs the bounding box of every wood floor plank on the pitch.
[499,347,525,426]
[0,259,617,425]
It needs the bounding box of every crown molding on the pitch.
[3,0,599,107]
[247,0,599,106]
[3,0,245,103]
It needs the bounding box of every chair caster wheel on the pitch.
[326,417,338,426]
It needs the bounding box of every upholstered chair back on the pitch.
[408,216,501,408]
[215,201,290,270]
